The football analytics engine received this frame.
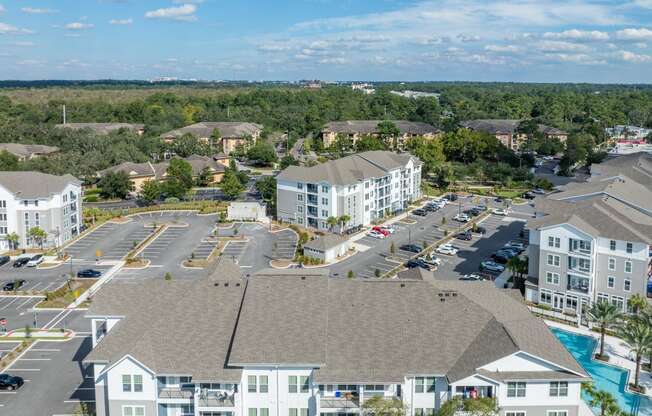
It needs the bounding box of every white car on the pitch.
[419,255,442,267]
[379,226,396,234]
[461,273,487,281]
[504,241,526,251]
[453,213,471,222]
[436,245,458,256]
[26,254,44,267]
[492,208,508,216]
[532,188,546,195]
[368,230,386,239]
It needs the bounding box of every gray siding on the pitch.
[501,405,578,416]
[108,399,156,416]
[277,187,301,224]
[595,253,648,300]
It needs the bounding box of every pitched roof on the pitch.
[461,119,567,136]
[85,258,245,382]
[56,123,144,135]
[99,156,224,179]
[161,122,263,140]
[303,234,349,251]
[0,171,80,199]
[0,143,59,158]
[589,152,652,192]
[277,151,421,185]
[322,120,440,136]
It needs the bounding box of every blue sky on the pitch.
[0,0,652,82]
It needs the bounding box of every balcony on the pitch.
[307,195,318,205]
[158,387,195,400]
[320,396,360,409]
[198,391,235,408]
[306,184,318,194]
[567,274,590,294]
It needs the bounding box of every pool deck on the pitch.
[546,320,652,399]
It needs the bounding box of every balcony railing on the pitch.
[158,387,195,400]
[198,391,235,408]
[320,396,360,409]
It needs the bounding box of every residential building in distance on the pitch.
[525,152,652,316]
[276,151,422,230]
[351,83,375,94]
[99,155,225,193]
[0,171,82,250]
[461,119,568,151]
[605,125,652,141]
[85,260,589,416]
[0,143,60,161]
[321,120,440,148]
[56,123,145,136]
[160,122,263,155]
[390,90,441,100]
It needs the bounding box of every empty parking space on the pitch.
[221,241,249,263]
[64,221,155,261]
[192,240,220,260]
[0,296,62,332]
[272,229,298,260]
[139,226,188,262]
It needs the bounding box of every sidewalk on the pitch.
[545,320,652,398]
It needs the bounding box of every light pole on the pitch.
[33,310,37,328]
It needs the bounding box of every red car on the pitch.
[372,226,390,236]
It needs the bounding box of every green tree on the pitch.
[221,169,245,200]
[347,270,354,279]
[587,302,623,359]
[326,216,339,232]
[506,256,528,292]
[338,215,351,234]
[246,142,278,166]
[390,241,396,256]
[583,383,618,416]
[98,171,133,200]
[255,175,277,214]
[355,135,387,152]
[618,319,652,389]
[139,180,161,204]
[361,395,406,416]
[195,166,213,187]
[6,232,19,250]
[377,120,401,149]
[28,227,47,248]
[628,294,648,316]
[171,133,211,157]
[210,128,222,149]
[0,150,20,171]
[280,155,299,169]
[164,158,194,199]
[437,396,498,416]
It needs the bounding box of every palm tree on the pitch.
[326,216,338,232]
[28,227,47,249]
[628,294,648,315]
[641,308,652,370]
[587,302,624,359]
[6,232,19,251]
[588,388,618,416]
[506,256,528,291]
[338,215,350,234]
[618,319,652,389]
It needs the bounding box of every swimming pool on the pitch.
[552,327,652,415]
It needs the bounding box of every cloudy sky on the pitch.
[0,0,651,82]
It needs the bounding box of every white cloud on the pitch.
[632,0,652,8]
[173,0,204,3]
[543,29,609,41]
[615,28,652,40]
[145,4,197,22]
[109,18,133,25]
[258,43,292,52]
[635,42,648,48]
[485,44,520,53]
[65,22,94,30]
[537,40,592,52]
[457,34,480,42]
[21,7,58,14]
[616,50,652,62]
[0,5,5,14]
[11,41,34,46]
[0,22,33,35]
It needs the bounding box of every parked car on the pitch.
[460,273,487,281]
[425,202,440,210]
[26,254,44,267]
[2,280,25,291]
[0,374,24,390]
[406,259,434,271]
[411,209,427,216]
[77,269,102,278]
[12,257,30,268]
[492,208,508,216]
[471,226,487,235]
[480,261,505,273]
[504,241,526,252]
[532,188,546,195]
[400,244,422,253]
[444,193,458,201]
[522,192,535,200]
[453,213,471,222]
[492,250,517,263]
[436,245,458,255]
[418,255,442,267]
[378,225,396,234]
[368,230,386,239]
[371,226,390,237]
[456,231,472,241]
[0,256,9,267]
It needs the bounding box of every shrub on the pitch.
[164,272,172,281]
[84,195,99,203]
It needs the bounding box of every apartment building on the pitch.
[161,122,263,155]
[321,121,440,148]
[0,171,82,250]
[526,152,652,316]
[461,119,568,152]
[85,259,589,416]
[56,123,145,136]
[0,143,60,161]
[276,151,422,231]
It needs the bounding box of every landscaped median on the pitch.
[0,327,74,342]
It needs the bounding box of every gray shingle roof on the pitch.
[475,369,586,382]
[304,234,349,251]
[99,156,224,179]
[56,123,144,135]
[0,171,80,199]
[590,152,652,192]
[161,122,262,140]
[277,151,421,185]
[322,120,440,136]
[0,143,59,159]
[461,119,567,136]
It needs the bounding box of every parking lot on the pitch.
[64,222,156,261]
[191,239,220,260]
[272,229,298,260]
[0,260,114,294]
[138,226,188,262]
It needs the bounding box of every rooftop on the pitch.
[277,151,421,185]
[0,143,59,158]
[55,123,144,135]
[161,122,263,140]
[99,155,225,179]
[461,119,567,136]
[322,120,440,135]
[303,233,350,251]
[0,171,80,199]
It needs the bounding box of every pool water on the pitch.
[552,328,652,415]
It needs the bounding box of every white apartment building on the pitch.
[526,152,652,316]
[276,151,422,231]
[85,260,589,416]
[0,171,82,251]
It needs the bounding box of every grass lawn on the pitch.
[36,279,95,309]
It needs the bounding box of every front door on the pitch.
[553,293,564,310]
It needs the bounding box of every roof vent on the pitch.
[224,282,229,287]
[438,293,443,297]
[236,282,241,287]
[214,283,219,287]
[301,276,306,280]
[440,298,445,302]
[400,283,406,288]
[452,293,458,297]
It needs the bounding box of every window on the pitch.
[298,194,304,202]
[547,254,560,267]
[322,185,329,192]
[415,377,424,393]
[300,376,309,393]
[548,236,560,248]
[289,376,308,393]
[540,290,552,304]
[122,375,132,392]
[548,412,568,416]
[259,376,268,393]
[122,374,142,392]
[122,406,145,416]
[322,198,328,205]
[249,409,257,416]
[568,257,591,273]
[611,296,625,311]
[626,242,633,254]
[248,375,257,393]
[414,377,435,393]
[297,183,303,190]
[297,206,303,213]
[624,279,631,292]
[597,293,609,304]
[549,382,568,397]
[608,276,615,288]
[133,375,143,392]
[505,413,526,416]
[507,382,526,397]
[260,409,269,416]
[289,409,308,416]
[546,272,560,285]
[321,210,328,217]
[0,200,5,208]
[569,239,591,254]
[566,296,578,311]
[610,240,616,251]
[625,261,632,273]
[608,258,616,271]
